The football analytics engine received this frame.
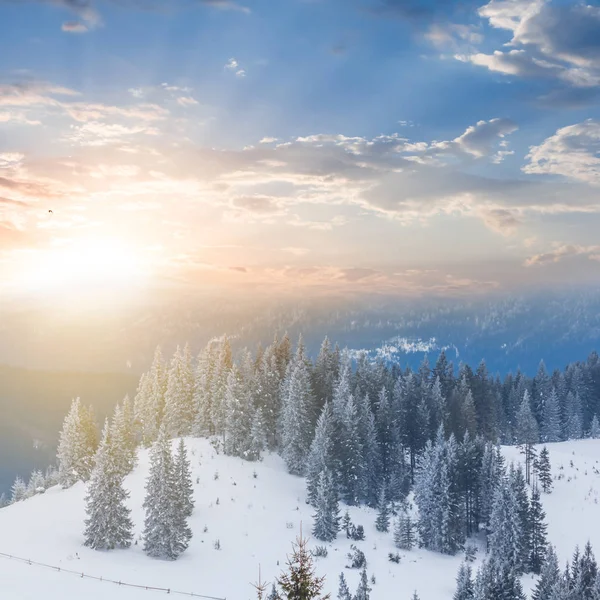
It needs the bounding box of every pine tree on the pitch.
[337,573,351,600]
[164,345,196,438]
[268,584,281,600]
[312,469,340,542]
[538,446,553,493]
[280,358,315,476]
[542,388,562,443]
[276,531,330,600]
[83,420,133,550]
[394,510,415,550]
[174,438,194,518]
[573,541,598,600]
[111,403,136,478]
[247,408,267,462]
[532,545,560,600]
[454,563,474,600]
[10,476,27,503]
[515,391,539,484]
[375,484,390,532]
[57,398,98,487]
[306,402,336,506]
[529,486,548,574]
[354,568,371,600]
[510,464,531,573]
[488,476,522,574]
[27,470,45,496]
[590,415,600,439]
[143,426,192,559]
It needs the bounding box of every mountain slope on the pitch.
[1,438,600,600]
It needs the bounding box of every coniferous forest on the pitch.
[7,333,600,599]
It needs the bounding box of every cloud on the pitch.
[225,58,246,77]
[61,21,89,33]
[452,118,518,158]
[176,96,199,107]
[230,195,283,214]
[425,23,483,51]
[523,119,600,185]
[198,0,250,14]
[478,208,521,235]
[524,244,600,266]
[281,247,309,256]
[460,0,600,89]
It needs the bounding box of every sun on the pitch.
[16,237,150,296]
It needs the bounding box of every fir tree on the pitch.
[590,415,600,439]
[509,464,531,573]
[537,446,553,493]
[542,388,562,443]
[57,398,98,487]
[174,438,194,518]
[529,486,548,574]
[454,563,474,600]
[488,476,522,574]
[276,531,330,600]
[515,391,539,484]
[375,484,390,533]
[247,408,267,462]
[337,573,351,600]
[312,469,340,542]
[164,345,196,438]
[532,545,560,600]
[268,584,281,600]
[306,402,336,506]
[83,420,133,550]
[143,426,192,560]
[10,476,27,503]
[394,510,415,550]
[354,568,371,600]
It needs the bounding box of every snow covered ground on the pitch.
[1,438,600,600]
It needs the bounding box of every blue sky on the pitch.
[1,0,600,300]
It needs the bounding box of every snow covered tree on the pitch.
[354,568,371,600]
[565,391,584,440]
[515,391,539,484]
[280,358,315,476]
[394,509,415,550]
[143,426,192,559]
[312,469,340,542]
[532,545,560,600]
[10,476,27,503]
[223,362,254,458]
[164,345,196,438]
[528,486,548,574]
[110,402,136,477]
[488,476,522,574]
[537,446,553,494]
[454,563,474,600]
[27,470,45,496]
[174,438,194,518]
[247,408,267,462]
[572,542,598,600]
[135,346,168,445]
[509,464,531,572]
[57,397,98,487]
[375,484,390,532]
[337,573,351,600]
[276,531,330,600]
[337,393,364,506]
[83,419,133,550]
[306,402,336,506]
[590,415,600,439]
[542,388,562,443]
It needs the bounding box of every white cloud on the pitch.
[177,96,199,107]
[524,244,600,266]
[61,21,89,33]
[225,58,246,77]
[523,119,600,185]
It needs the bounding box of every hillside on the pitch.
[1,438,600,600]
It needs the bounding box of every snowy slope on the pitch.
[1,439,600,600]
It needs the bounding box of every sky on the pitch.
[1,0,600,301]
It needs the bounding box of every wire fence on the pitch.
[0,551,226,600]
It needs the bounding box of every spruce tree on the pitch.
[542,388,562,443]
[590,415,600,439]
[10,477,27,503]
[164,345,196,438]
[488,476,522,574]
[532,545,560,600]
[306,402,336,506]
[354,568,371,600]
[312,469,340,542]
[515,391,539,484]
[538,446,553,493]
[174,438,194,518]
[510,464,531,573]
[454,563,474,600]
[394,510,415,550]
[529,486,548,574]
[84,420,133,550]
[276,531,330,600]
[247,408,267,462]
[143,426,192,560]
[375,484,390,533]
[337,573,351,600]
[57,398,98,487]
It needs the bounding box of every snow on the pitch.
[2,438,600,600]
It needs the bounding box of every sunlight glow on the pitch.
[15,237,151,295]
